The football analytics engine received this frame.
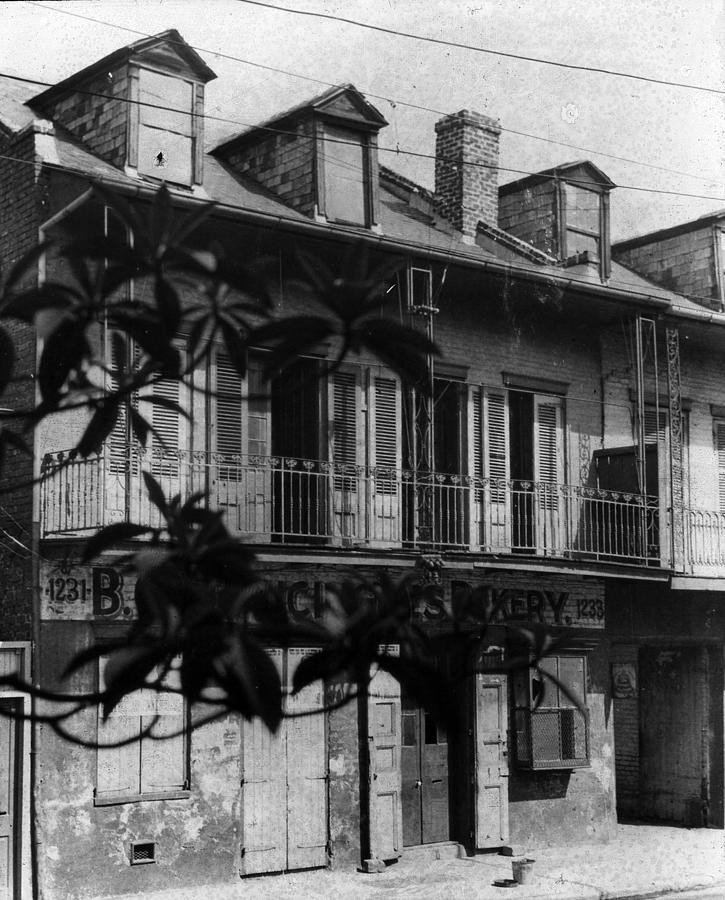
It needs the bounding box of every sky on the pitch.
[0,0,723,241]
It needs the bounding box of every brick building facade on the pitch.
[0,28,724,900]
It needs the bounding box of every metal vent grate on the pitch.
[130,841,156,865]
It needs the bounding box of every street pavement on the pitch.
[103,824,725,900]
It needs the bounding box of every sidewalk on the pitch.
[104,824,725,900]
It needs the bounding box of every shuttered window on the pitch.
[332,371,358,468]
[96,657,187,803]
[715,421,725,512]
[374,377,398,493]
[513,653,589,770]
[534,397,564,508]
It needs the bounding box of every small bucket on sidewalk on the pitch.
[511,857,536,885]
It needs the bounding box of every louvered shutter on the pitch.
[330,369,361,540]
[214,351,271,537]
[644,407,667,444]
[482,389,510,551]
[370,373,401,545]
[534,396,564,506]
[716,422,725,512]
[469,387,484,548]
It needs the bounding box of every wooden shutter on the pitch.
[371,375,400,487]
[241,648,287,875]
[331,370,359,470]
[215,351,243,462]
[369,373,401,545]
[329,369,362,540]
[140,668,186,793]
[482,389,510,551]
[716,422,725,512]
[367,650,403,862]
[644,407,667,444]
[474,673,509,848]
[96,658,141,798]
[285,648,327,870]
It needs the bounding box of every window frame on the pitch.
[315,119,374,227]
[512,651,590,770]
[558,181,610,278]
[94,656,190,806]
[128,65,203,188]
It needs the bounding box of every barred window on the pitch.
[513,653,590,770]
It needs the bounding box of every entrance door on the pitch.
[639,646,710,825]
[0,700,20,900]
[474,673,509,848]
[401,693,450,846]
[240,649,327,875]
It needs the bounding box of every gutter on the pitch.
[39,160,671,312]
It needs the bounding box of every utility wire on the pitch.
[20,1,725,187]
[1,72,723,203]
[235,0,725,96]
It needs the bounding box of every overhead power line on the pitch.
[2,69,723,203]
[22,1,725,187]
[235,0,725,96]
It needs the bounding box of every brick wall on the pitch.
[434,110,501,235]
[222,119,316,216]
[498,180,559,258]
[33,64,129,170]
[614,226,719,310]
[0,126,44,640]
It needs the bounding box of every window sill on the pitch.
[94,789,191,807]
[515,760,590,771]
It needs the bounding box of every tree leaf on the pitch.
[142,472,168,515]
[37,319,90,403]
[82,522,154,562]
[75,399,120,457]
[154,277,181,332]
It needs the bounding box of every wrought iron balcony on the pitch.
[684,507,725,574]
[40,449,661,566]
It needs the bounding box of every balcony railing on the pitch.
[684,507,725,573]
[40,449,661,565]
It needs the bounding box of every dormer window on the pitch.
[134,68,199,186]
[318,124,371,226]
[559,180,610,276]
[562,183,601,259]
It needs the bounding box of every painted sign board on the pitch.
[39,560,605,628]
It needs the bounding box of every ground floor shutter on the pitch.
[473,672,509,848]
[367,649,403,861]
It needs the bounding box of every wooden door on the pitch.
[286,649,327,870]
[0,700,19,900]
[639,647,708,825]
[474,673,509,848]
[240,649,327,875]
[240,649,287,875]
[401,696,450,846]
[367,659,403,861]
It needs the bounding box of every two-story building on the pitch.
[0,28,723,900]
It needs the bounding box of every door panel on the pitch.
[401,698,450,846]
[240,649,286,875]
[286,649,327,869]
[368,657,403,860]
[0,700,19,900]
[474,674,509,848]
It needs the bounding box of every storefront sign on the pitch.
[40,561,605,628]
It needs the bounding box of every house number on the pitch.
[47,576,87,604]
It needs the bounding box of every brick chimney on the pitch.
[434,110,501,238]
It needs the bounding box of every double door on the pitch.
[240,649,327,875]
[401,696,450,846]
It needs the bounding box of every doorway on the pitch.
[401,693,451,846]
[0,698,21,900]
